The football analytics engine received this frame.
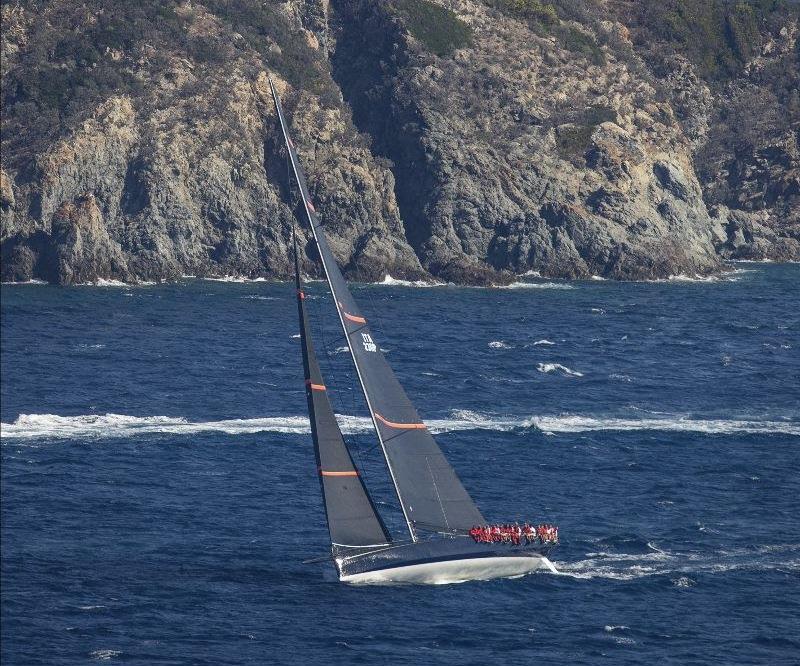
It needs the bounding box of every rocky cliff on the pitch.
[1,0,797,285]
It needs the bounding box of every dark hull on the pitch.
[335,537,554,584]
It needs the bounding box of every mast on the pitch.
[293,224,391,550]
[271,79,484,541]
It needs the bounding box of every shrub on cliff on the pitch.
[630,0,791,81]
[392,0,474,56]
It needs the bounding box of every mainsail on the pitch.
[271,79,485,540]
[293,231,391,549]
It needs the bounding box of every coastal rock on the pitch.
[332,0,720,281]
[1,0,797,284]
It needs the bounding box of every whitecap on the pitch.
[591,308,605,314]
[377,274,444,287]
[609,373,632,382]
[532,339,555,346]
[672,576,695,587]
[90,650,121,661]
[501,281,575,290]
[536,363,584,377]
[203,276,271,283]
[81,278,131,287]
[488,341,511,349]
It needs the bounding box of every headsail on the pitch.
[271,79,485,540]
[293,230,391,549]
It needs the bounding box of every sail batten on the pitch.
[271,79,485,540]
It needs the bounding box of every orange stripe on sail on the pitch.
[305,380,326,391]
[338,301,367,324]
[320,470,358,477]
[374,413,427,430]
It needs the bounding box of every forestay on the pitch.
[271,79,485,540]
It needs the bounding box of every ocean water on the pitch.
[1,263,799,665]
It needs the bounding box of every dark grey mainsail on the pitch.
[271,79,485,540]
[293,231,391,549]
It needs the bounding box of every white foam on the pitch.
[2,411,797,441]
[548,543,800,581]
[377,274,444,288]
[502,282,575,290]
[488,340,511,349]
[519,270,542,277]
[642,269,754,284]
[532,415,800,435]
[203,276,270,283]
[667,273,719,283]
[609,373,633,382]
[590,275,607,281]
[90,649,121,661]
[80,278,130,287]
[532,339,555,346]
[1,279,48,285]
[537,363,584,377]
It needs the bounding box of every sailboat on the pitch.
[270,80,557,584]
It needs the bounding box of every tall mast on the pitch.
[270,79,484,541]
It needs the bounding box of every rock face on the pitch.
[1,0,797,284]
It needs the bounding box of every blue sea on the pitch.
[2,263,799,665]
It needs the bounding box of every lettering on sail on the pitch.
[361,333,377,352]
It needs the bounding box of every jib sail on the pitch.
[293,230,391,549]
[271,79,484,540]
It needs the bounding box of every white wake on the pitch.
[1,411,798,441]
[548,543,800,581]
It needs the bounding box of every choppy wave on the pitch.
[537,363,584,377]
[532,339,555,346]
[488,340,512,349]
[202,276,271,283]
[2,411,798,441]
[77,278,156,287]
[1,279,48,285]
[377,274,444,288]
[90,650,121,661]
[502,281,575,290]
[642,269,756,284]
[549,543,800,581]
